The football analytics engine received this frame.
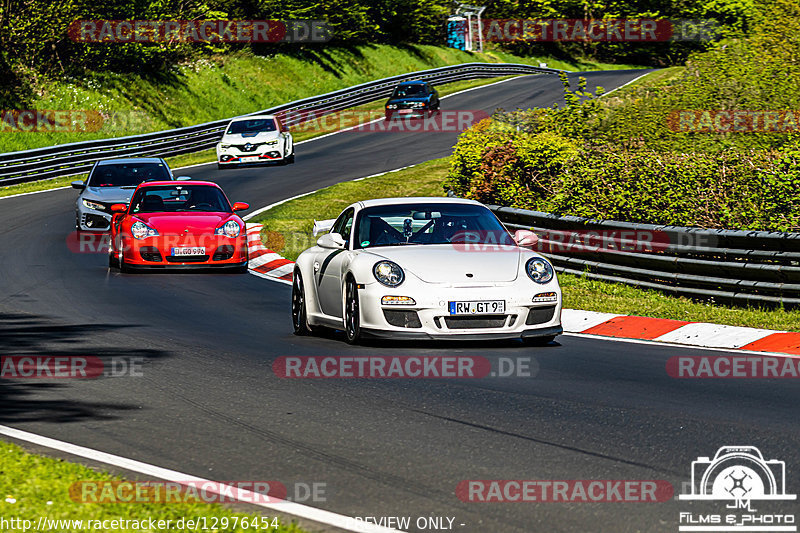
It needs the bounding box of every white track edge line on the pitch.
[0,424,402,533]
[600,70,653,97]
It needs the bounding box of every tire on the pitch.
[344,277,361,344]
[286,152,295,164]
[118,250,130,273]
[523,335,556,346]
[292,270,313,335]
[108,249,118,269]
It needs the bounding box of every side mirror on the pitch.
[232,202,249,212]
[513,229,539,248]
[317,232,346,249]
[110,204,127,213]
[71,180,85,190]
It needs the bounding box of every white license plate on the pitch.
[449,300,505,315]
[171,247,206,257]
[241,156,260,162]
[398,109,413,115]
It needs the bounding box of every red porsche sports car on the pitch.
[108,181,250,272]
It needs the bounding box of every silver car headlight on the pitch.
[214,220,241,238]
[265,139,278,145]
[82,199,105,211]
[219,144,231,149]
[386,104,398,109]
[373,261,404,287]
[131,221,158,240]
[525,257,554,284]
[410,101,426,108]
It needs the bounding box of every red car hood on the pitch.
[134,212,233,234]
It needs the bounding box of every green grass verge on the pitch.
[0,73,527,199]
[0,43,644,198]
[0,440,306,533]
[4,44,642,154]
[250,156,799,332]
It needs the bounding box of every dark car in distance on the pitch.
[384,81,440,120]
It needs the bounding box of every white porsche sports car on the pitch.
[216,115,294,169]
[292,197,563,344]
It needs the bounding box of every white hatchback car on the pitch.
[292,197,563,344]
[216,115,294,169]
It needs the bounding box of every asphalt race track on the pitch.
[2,70,799,532]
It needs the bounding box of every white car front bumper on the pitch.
[216,140,289,164]
[355,279,562,340]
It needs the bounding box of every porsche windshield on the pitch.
[227,118,277,134]
[130,185,231,213]
[391,84,428,98]
[88,162,171,187]
[354,203,509,249]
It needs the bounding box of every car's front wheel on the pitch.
[344,277,361,344]
[292,270,313,335]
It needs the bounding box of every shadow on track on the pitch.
[0,312,171,424]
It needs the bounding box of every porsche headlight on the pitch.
[82,199,105,211]
[131,221,158,240]
[525,257,554,284]
[373,261,404,287]
[215,220,241,238]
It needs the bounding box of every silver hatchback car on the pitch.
[73,158,174,231]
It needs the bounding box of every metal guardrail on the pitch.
[0,62,562,185]
[490,206,800,307]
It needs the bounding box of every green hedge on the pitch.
[445,123,800,231]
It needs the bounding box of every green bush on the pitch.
[446,129,800,231]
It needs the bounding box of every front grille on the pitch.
[443,315,508,329]
[81,213,110,229]
[526,306,557,325]
[165,255,210,263]
[139,247,162,262]
[383,310,422,328]
[233,143,264,152]
[212,245,235,261]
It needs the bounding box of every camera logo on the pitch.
[680,446,795,501]
[678,446,796,533]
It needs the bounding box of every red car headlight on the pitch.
[131,221,158,239]
[215,220,241,238]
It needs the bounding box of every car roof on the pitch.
[398,80,428,86]
[96,158,165,165]
[229,115,276,122]
[355,197,482,209]
[137,180,219,188]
